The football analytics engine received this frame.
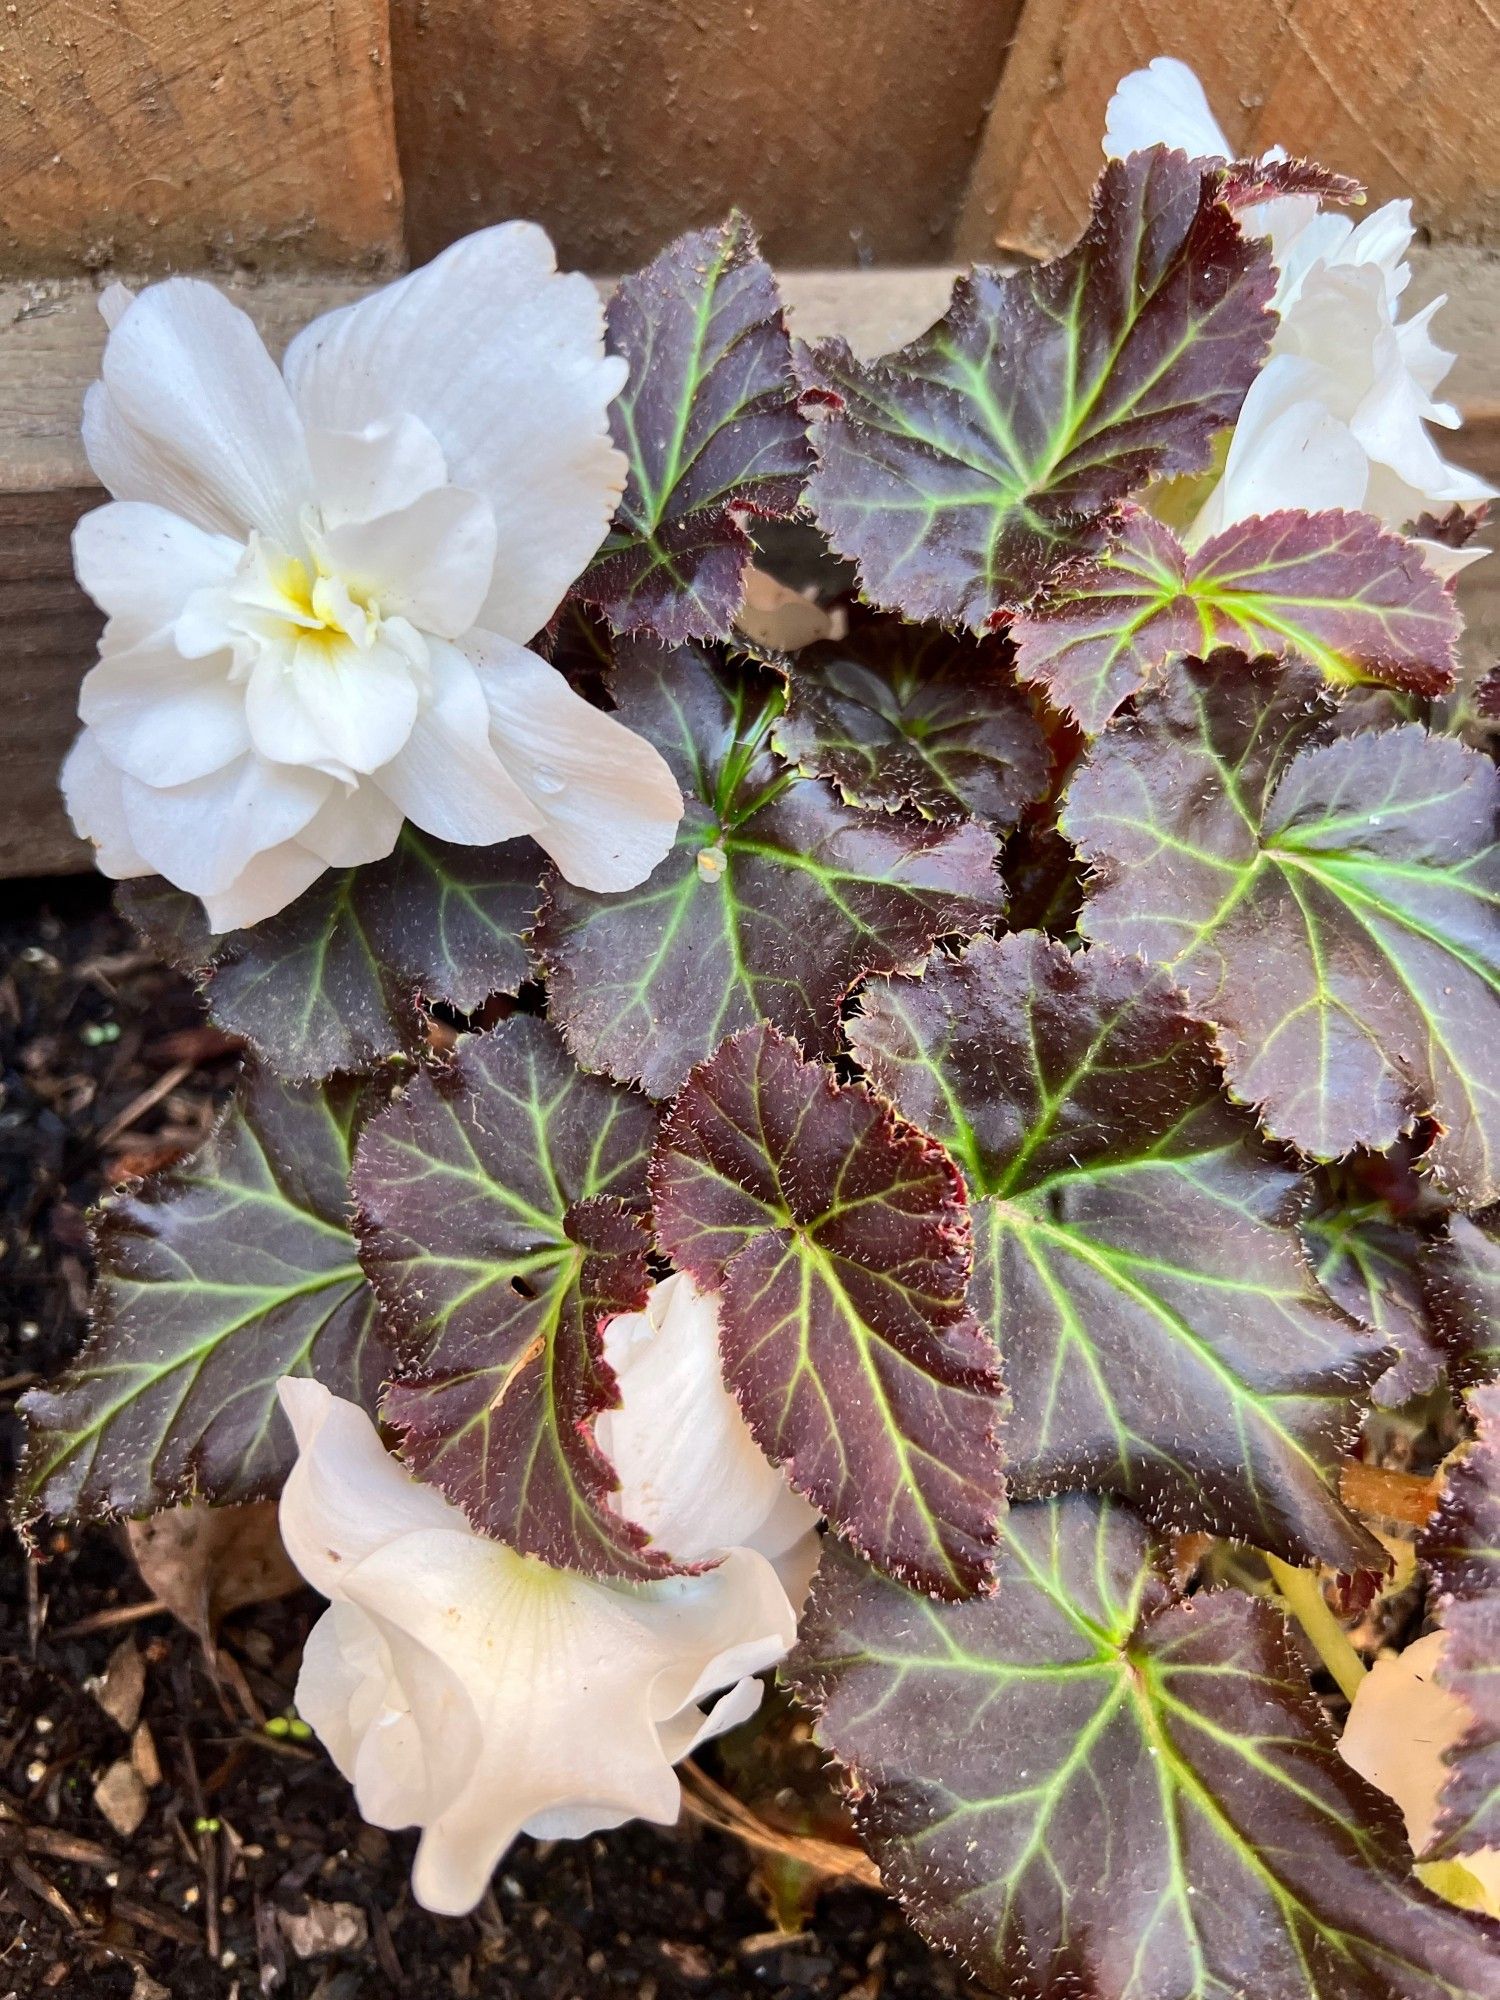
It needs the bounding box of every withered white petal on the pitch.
[598,1271,820,1591]
[1339,1630,1500,1916]
[275,1280,819,1916]
[277,1386,802,1916]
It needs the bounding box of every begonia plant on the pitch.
[26,53,1500,1997]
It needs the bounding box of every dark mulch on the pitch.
[0,876,967,2000]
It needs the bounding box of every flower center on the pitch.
[253,540,381,655]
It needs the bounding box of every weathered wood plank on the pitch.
[1,264,1495,879]
[958,0,1500,260]
[390,0,1024,270]
[0,1,404,275]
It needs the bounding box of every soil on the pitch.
[0,876,970,2000]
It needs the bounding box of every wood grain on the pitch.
[0,0,403,275]
[390,0,1023,270]
[1,264,1494,879]
[957,0,1500,260]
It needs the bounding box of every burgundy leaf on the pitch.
[1013,509,1459,735]
[799,149,1274,628]
[1426,1214,1500,1388]
[1064,652,1500,1201]
[653,1025,1005,1599]
[851,931,1385,1569]
[577,214,809,643]
[1221,156,1365,210]
[772,608,1050,827]
[536,641,1003,1098]
[353,1018,669,1579]
[1420,1385,1500,1863]
[20,1068,389,1517]
[120,831,541,1080]
[1303,1148,1451,1407]
[789,1494,1498,2000]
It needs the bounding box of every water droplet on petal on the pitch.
[532,765,565,796]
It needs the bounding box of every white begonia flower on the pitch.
[276,1274,820,1916]
[1104,58,1494,575]
[63,228,684,931]
[1338,1630,1500,1916]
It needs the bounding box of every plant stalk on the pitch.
[1265,1555,1368,1704]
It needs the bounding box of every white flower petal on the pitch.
[346,1532,791,1916]
[119,754,331,900]
[467,632,683,892]
[85,279,312,547]
[294,1603,384,1786]
[1394,297,1460,403]
[373,639,541,846]
[1413,536,1490,581]
[319,485,498,641]
[1352,328,1497,510]
[198,840,330,932]
[1103,57,1231,161]
[61,730,151,880]
[73,502,240,650]
[97,281,136,331]
[277,1386,802,1916]
[656,1672,767,1769]
[80,641,249,787]
[283,224,628,643]
[298,782,405,868]
[244,634,422,778]
[1345,199,1418,286]
[277,1378,461,1598]
[1190,360,1370,540]
[307,416,450,528]
[599,1273,820,1572]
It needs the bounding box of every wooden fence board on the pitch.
[958,0,1500,260]
[0,1,404,275]
[391,0,1024,270]
[0,260,1494,879]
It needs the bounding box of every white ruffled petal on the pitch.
[283,224,628,643]
[294,1604,384,1787]
[1394,297,1461,404]
[119,754,330,900]
[307,416,450,528]
[468,632,683,892]
[79,641,249,787]
[298,782,405,868]
[84,280,312,547]
[61,730,152,880]
[1103,57,1231,161]
[319,485,498,641]
[73,502,240,650]
[1352,330,1497,511]
[1412,536,1490,581]
[599,1273,820,1571]
[374,639,541,846]
[244,633,422,778]
[1189,359,1370,541]
[198,842,329,931]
